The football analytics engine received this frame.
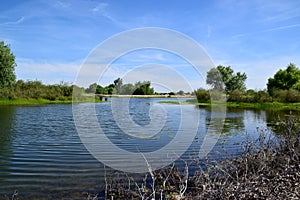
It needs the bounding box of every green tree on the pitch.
[86,83,98,93]
[119,83,135,95]
[105,84,115,95]
[113,78,123,94]
[0,41,16,88]
[96,85,104,94]
[177,90,185,95]
[133,81,154,95]
[267,63,300,94]
[207,65,247,94]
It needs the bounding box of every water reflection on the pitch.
[265,110,300,136]
[0,100,299,198]
[222,108,245,135]
[0,106,16,179]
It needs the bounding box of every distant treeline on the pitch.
[0,78,182,101]
[86,78,155,95]
[195,63,300,103]
[1,41,299,103]
[0,79,159,101]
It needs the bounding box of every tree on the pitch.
[206,65,247,94]
[119,83,135,95]
[96,85,104,94]
[113,78,123,94]
[105,84,115,95]
[267,63,300,94]
[0,41,16,88]
[86,83,98,93]
[133,81,154,95]
[177,90,185,95]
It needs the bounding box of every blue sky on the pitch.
[1,0,300,91]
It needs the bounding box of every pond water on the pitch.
[0,98,298,199]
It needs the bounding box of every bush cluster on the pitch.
[0,80,73,101]
[194,88,300,103]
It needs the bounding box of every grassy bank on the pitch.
[180,99,300,111]
[0,97,103,105]
[107,94,193,98]
[0,95,193,105]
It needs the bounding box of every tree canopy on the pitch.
[0,41,16,88]
[206,65,247,94]
[87,79,155,95]
[267,63,300,94]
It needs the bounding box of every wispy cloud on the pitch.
[53,1,71,9]
[92,2,127,29]
[0,16,25,26]
[233,23,300,38]
[92,3,108,13]
[262,5,300,23]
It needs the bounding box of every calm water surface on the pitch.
[0,98,298,199]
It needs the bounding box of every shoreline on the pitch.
[1,96,300,111]
[160,99,300,111]
[0,95,193,106]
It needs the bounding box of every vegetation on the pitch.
[195,63,300,104]
[207,65,247,94]
[86,78,155,95]
[0,42,299,106]
[267,63,300,94]
[97,116,300,199]
[0,41,16,88]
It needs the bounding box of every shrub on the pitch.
[286,89,300,103]
[228,90,244,102]
[194,88,210,102]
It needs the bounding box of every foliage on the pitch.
[0,80,74,101]
[113,78,123,94]
[267,63,300,94]
[0,41,16,88]
[86,79,154,95]
[86,83,98,93]
[228,89,244,102]
[272,89,300,103]
[132,81,154,95]
[177,90,185,95]
[194,88,210,102]
[207,65,247,94]
[119,83,135,95]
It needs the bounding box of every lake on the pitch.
[0,98,297,199]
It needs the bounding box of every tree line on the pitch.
[1,41,300,102]
[195,63,300,103]
[86,78,155,95]
[0,41,157,100]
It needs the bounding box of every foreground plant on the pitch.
[104,116,300,200]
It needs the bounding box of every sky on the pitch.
[1,0,300,92]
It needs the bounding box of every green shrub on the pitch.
[286,89,300,103]
[194,88,210,102]
[228,90,244,102]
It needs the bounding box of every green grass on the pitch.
[194,101,300,111]
[158,100,181,104]
[0,97,103,105]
